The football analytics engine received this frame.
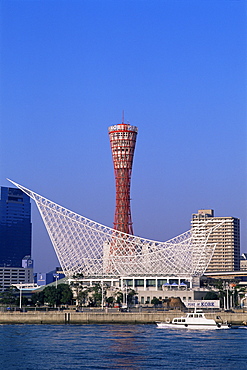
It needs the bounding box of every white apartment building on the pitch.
[191,209,240,272]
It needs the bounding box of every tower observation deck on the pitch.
[108,119,138,235]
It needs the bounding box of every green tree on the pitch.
[43,284,73,307]
[0,287,19,306]
[20,296,29,307]
[77,289,89,306]
[151,297,161,306]
[31,291,45,306]
[105,296,114,307]
[204,291,219,300]
[127,289,136,305]
[90,284,102,307]
[43,286,58,307]
[57,284,73,305]
[70,280,89,306]
[213,279,224,290]
[116,291,123,304]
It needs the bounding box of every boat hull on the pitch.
[156,322,230,330]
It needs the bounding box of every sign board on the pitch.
[184,300,220,309]
[22,258,33,269]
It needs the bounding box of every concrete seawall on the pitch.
[0,311,247,325]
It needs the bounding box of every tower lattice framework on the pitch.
[108,120,138,235]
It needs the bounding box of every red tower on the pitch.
[108,117,138,235]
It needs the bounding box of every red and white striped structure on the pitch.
[108,118,138,234]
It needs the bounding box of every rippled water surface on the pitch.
[1,324,247,369]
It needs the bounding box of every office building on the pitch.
[0,256,34,291]
[36,267,65,286]
[0,186,32,267]
[191,209,240,272]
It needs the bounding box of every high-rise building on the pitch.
[191,209,240,272]
[0,187,32,267]
[108,117,138,234]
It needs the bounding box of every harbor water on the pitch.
[1,324,247,369]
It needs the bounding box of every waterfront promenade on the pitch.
[1,310,246,325]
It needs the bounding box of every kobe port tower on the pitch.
[8,118,223,290]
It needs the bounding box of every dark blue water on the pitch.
[1,324,247,369]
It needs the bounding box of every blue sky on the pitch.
[0,0,246,273]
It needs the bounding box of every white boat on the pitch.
[156,310,231,330]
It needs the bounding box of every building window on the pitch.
[169,279,179,285]
[158,279,167,287]
[134,279,144,287]
[146,279,156,287]
[123,279,133,287]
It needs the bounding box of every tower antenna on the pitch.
[122,110,124,124]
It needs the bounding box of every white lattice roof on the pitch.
[8,180,221,278]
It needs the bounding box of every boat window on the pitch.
[188,314,193,318]
[199,314,203,318]
[194,314,198,318]
[177,319,181,323]
[174,319,177,323]
[182,319,185,322]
